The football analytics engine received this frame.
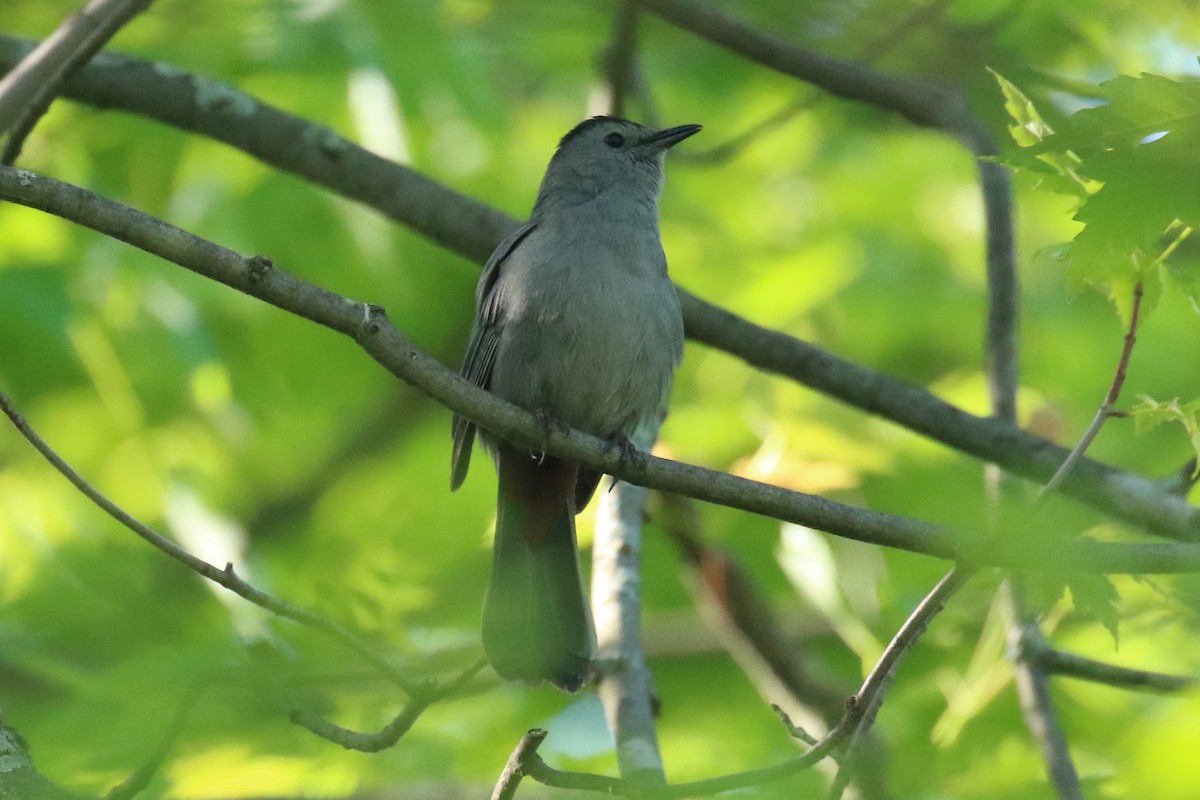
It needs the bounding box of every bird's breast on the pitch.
[488,232,684,438]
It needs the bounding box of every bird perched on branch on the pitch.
[451,116,699,691]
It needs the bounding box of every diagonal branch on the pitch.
[0,0,151,136]
[0,390,423,696]
[0,0,152,166]
[827,567,973,799]
[633,0,1019,431]
[1040,281,1144,497]
[0,36,1194,542]
[8,165,1200,574]
[491,729,549,800]
[681,0,957,165]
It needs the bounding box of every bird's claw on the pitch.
[603,433,645,493]
[531,409,569,461]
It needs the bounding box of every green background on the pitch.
[2,1,1200,797]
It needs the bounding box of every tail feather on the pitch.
[483,451,594,691]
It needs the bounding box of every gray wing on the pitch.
[451,221,538,490]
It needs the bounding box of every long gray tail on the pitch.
[482,460,593,692]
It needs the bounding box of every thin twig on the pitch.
[491,729,549,800]
[1032,643,1195,694]
[0,39,1195,541]
[521,563,969,798]
[1040,281,1145,497]
[0,391,422,696]
[288,657,485,752]
[0,0,151,153]
[605,1,640,119]
[683,0,956,164]
[826,567,973,800]
[848,567,973,733]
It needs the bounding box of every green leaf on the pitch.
[989,69,1095,199]
[991,68,1055,148]
[1034,74,1200,159]
[1067,574,1121,645]
[1130,395,1200,474]
[1004,73,1200,318]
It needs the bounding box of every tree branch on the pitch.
[634,0,971,135]
[1005,588,1083,800]
[8,164,1200,574]
[1040,281,1144,497]
[0,390,423,695]
[0,713,87,799]
[0,35,1194,542]
[288,658,483,753]
[593,431,667,784]
[827,567,973,799]
[1036,647,1196,694]
[0,0,151,160]
[491,729,549,800]
[680,0,955,164]
[603,1,640,120]
[659,493,890,797]
[634,0,1019,436]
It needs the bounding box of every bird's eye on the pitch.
[603,132,625,148]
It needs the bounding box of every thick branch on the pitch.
[593,442,666,783]
[8,165,1200,573]
[604,1,640,120]
[0,36,1194,541]
[635,0,971,135]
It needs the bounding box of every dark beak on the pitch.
[642,123,702,150]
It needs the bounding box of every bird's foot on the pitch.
[604,433,645,492]
[607,432,642,468]
[530,409,569,463]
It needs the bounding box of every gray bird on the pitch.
[451,116,698,691]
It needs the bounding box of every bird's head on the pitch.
[535,116,701,208]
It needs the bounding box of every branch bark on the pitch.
[1037,647,1196,694]
[491,729,549,800]
[593,440,667,784]
[0,0,150,139]
[1005,586,1083,800]
[7,165,1200,574]
[0,35,1195,543]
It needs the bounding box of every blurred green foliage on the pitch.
[1,0,1200,797]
